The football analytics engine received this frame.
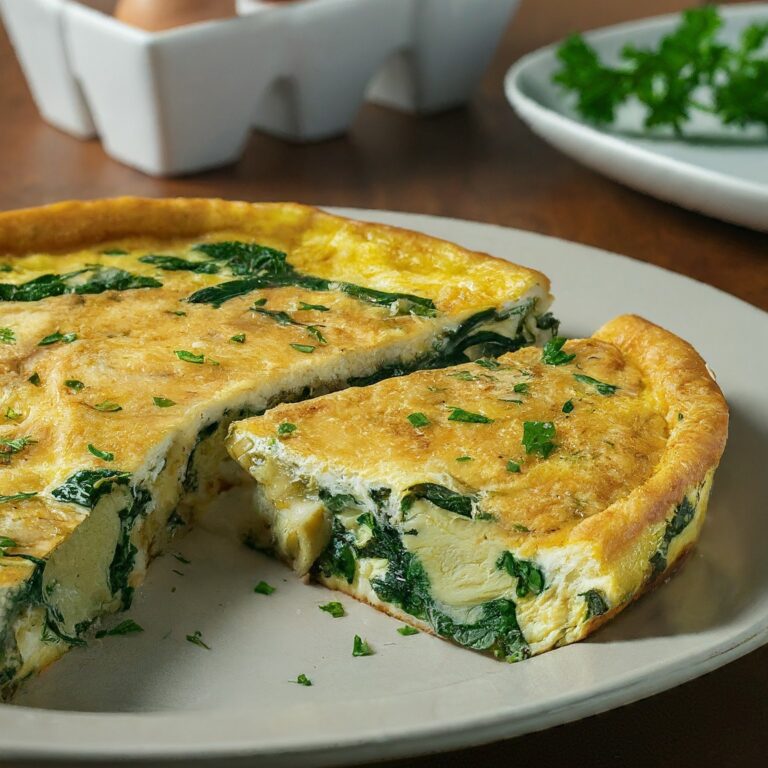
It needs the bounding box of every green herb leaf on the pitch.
[455,456,473,463]
[0,327,15,344]
[580,589,609,618]
[87,443,114,462]
[175,350,205,365]
[306,326,327,345]
[474,358,503,370]
[5,406,21,420]
[573,373,619,396]
[65,379,85,393]
[0,492,38,504]
[186,630,211,650]
[506,460,521,473]
[397,625,419,636]
[449,371,479,381]
[541,336,575,366]
[95,619,143,638]
[497,551,545,598]
[37,331,78,346]
[319,601,345,618]
[93,400,122,412]
[254,580,276,595]
[553,7,768,135]
[407,412,430,428]
[169,310,187,317]
[447,407,493,424]
[0,436,36,465]
[153,396,176,408]
[513,382,529,393]
[562,399,574,413]
[139,255,220,274]
[51,469,130,509]
[28,372,41,386]
[290,343,315,354]
[521,421,556,458]
[298,302,330,312]
[277,422,297,436]
[0,535,17,555]
[352,635,374,657]
[253,307,302,326]
[403,483,476,518]
[294,673,312,686]
[230,333,246,344]
[101,248,128,256]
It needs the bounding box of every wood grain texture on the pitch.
[0,1,765,766]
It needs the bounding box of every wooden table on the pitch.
[1,2,765,766]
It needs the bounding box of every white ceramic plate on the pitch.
[506,4,768,232]
[3,210,767,767]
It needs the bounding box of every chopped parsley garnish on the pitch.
[28,372,41,386]
[407,412,430,428]
[475,358,503,370]
[496,551,545,597]
[95,619,144,638]
[93,400,122,412]
[352,635,374,657]
[573,373,619,396]
[37,331,77,346]
[0,327,15,344]
[554,6,768,135]
[254,580,276,595]
[294,673,312,686]
[397,625,419,636]
[65,379,84,393]
[562,399,574,413]
[0,436,36,465]
[5,406,21,420]
[455,456,473,463]
[0,535,17,555]
[299,302,330,312]
[581,589,609,618]
[506,459,521,473]
[450,371,479,381]
[290,343,315,354]
[0,492,37,504]
[513,383,529,394]
[447,407,493,424]
[252,298,267,307]
[253,307,300,326]
[541,336,575,366]
[319,601,345,618]
[153,396,176,408]
[512,523,530,533]
[230,333,246,344]
[186,630,211,650]
[277,422,297,436]
[87,443,114,462]
[522,420,556,458]
[169,310,187,317]
[174,350,205,364]
[306,326,327,345]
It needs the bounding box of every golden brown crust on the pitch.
[573,315,728,560]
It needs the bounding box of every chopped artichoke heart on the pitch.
[403,500,513,607]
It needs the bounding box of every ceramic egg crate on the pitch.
[0,0,519,176]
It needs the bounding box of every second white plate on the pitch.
[3,210,767,766]
[506,4,768,232]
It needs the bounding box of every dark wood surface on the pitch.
[1,1,766,766]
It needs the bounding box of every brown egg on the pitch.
[114,0,237,31]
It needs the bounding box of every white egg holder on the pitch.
[0,0,519,176]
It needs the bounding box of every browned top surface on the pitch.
[0,1,765,766]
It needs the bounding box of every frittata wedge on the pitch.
[227,315,728,660]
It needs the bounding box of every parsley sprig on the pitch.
[554,6,768,135]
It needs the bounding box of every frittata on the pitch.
[0,198,555,697]
[228,315,728,660]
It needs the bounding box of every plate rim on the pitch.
[1,208,766,765]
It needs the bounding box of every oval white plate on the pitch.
[3,210,767,767]
[506,4,768,232]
